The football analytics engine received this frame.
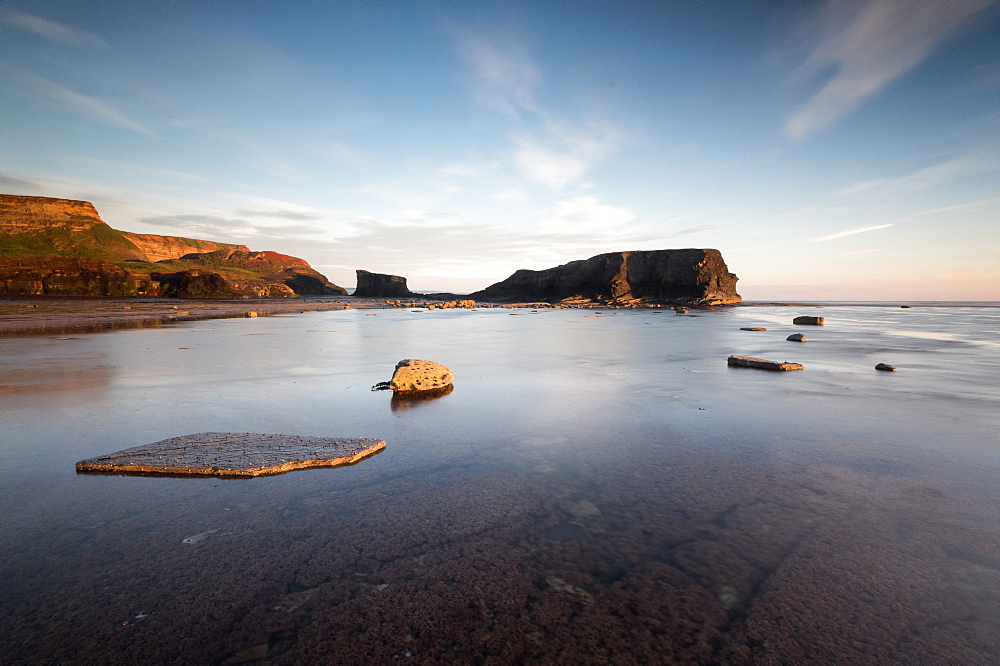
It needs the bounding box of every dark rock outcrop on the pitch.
[354,269,412,297]
[0,194,347,298]
[0,256,153,296]
[470,249,740,305]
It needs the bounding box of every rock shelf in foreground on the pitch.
[76,432,386,477]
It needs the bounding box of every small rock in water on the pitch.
[793,316,824,325]
[740,327,767,331]
[717,585,741,611]
[546,577,594,603]
[786,333,807,342]
[388,359,454,392]
[245,311,258,318]
[728,355,804,371]
[875,362,897,372]
[182,529,219,545]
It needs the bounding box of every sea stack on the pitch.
[469,249,740,304]
[354,269,413,298]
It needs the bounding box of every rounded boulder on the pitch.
[389,359,454,392]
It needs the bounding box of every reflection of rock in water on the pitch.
[390,383,454,412]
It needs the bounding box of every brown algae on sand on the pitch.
[76,432,386,477]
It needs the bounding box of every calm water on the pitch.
[2,305,998,663]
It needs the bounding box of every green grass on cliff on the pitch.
[0,223,145,262]
[122,260,281,278]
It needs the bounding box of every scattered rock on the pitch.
[875,363,897,372]
[567,499,602,518]
[786,333,807,342]
[727,355,804,371]
[182,529,219,545]
[793,316,824,325]
[546,577,594,603]
[740,327,767,331]
[388,359,454,393]
[245,311,258,318]
[75,432,386,477]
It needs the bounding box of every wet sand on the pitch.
[1,304,998,663]
[0,296,379,336]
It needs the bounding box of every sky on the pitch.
[2,0,997,300]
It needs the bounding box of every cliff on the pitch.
[0,194,346,298]
[470,249,741,305]
[0,194,245,262]
[354,269,413,297]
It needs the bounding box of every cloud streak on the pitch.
[14,70,159,138]
[450,26,542,117]
[785,0,992,139]
[2,10,109,49]
[808,223,892,242]
[513,121,621,190]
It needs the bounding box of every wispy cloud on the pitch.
[450,25,542,117]
[808,223,892,242]
[917,196,1000,216]
[513,121,621,190]
[536,195,636,235]
[785,0,992,139]
[139,214,259,239]
[838,157,983,197]
[2,10,109,49]
[0,172,43,193]
[14,70,158,138]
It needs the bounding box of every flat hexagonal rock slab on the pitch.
[76,433,386,478]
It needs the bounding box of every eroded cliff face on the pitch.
[120,232,247,262]
[0,194,243,262]
[0,194,347,298]
[470,249,741,305]
[0,195,104,234]
[354,269,413,297]
[0,256,152,297]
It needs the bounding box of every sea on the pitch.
[1,303,998,663]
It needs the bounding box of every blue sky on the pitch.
[2,0,997,300]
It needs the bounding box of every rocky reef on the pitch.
[470,249,741,305]
[0,194,346,298]
[354,269,413,297]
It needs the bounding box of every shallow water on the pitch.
[2,305,998,663]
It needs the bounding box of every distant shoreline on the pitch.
[1,296,996,336]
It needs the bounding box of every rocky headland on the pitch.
[0,194,346,298]
[469,249,741,305]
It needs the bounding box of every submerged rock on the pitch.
[787,333,807,342]
[875,363,897,372]
[388,359,454,392]
[75,432,386,477]
[793,316,824,325]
